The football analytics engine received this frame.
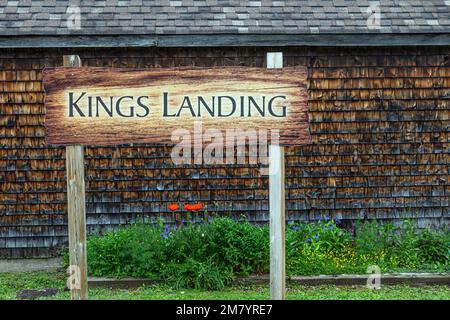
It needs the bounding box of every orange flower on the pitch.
[184,202,203,211]
[193,202,203,211]
[168,203,179,211]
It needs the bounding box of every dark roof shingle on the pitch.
[1,0,450,36]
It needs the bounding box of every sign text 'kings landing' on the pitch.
[43,67,310,146]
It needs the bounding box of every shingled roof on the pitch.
[1,0,450,47]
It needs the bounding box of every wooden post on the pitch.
[63,55,88,300]
[267,52,286,300]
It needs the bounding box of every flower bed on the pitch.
[70,216,449,290]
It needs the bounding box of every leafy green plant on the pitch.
[87,222,167,278]
[163,257,234,290]
[354,220,395,254]
[355,219,449,271]
[287,219,360,275]
[208,218,269,275]
[415,229,449,265]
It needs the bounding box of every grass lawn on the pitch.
[0,272,448,300]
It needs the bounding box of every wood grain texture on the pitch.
[42,66,309,146]
[267,52,286,300]
[66,144,88,300]
[2,34,450,48]
[269,144,286,300]
[63,55,88,300]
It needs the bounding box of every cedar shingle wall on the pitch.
[0,47,448,258]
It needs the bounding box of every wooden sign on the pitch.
[43,67,309,146]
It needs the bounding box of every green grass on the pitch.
[0,271,449,300]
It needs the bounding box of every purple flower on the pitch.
[160,225,172,239]
[313,234,319,239]
[292,225,300,232]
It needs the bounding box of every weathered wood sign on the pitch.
[43,67,309,146]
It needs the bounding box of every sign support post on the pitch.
[63,55,88,300]
[267,52,286,300]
